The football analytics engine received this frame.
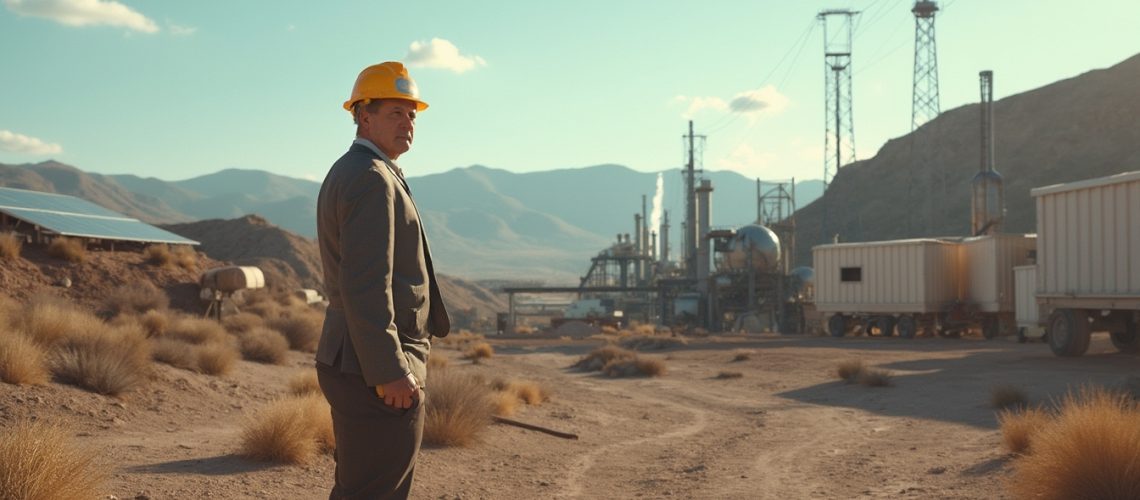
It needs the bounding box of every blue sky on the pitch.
[1,0,1137,183]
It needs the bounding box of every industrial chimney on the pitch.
[971,69,1004,236]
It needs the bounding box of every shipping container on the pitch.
[1032,170,1140,356]
[961,233,1037,314]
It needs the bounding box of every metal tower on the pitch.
[971,70,1004,236]
[819,9,858,190]
[911,1,941,130]
[682,120,705,279]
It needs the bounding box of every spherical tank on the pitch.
[716,224,781,272]
[789,266,815,296]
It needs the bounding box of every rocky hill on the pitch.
[792,52,1140,265]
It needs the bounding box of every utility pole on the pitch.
[911,1,941,130]
[682,120,705,280]
[819,9,858,243]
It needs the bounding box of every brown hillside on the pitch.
[794,52,1140,264]
[0,161,189,224]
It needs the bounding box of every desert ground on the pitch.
[3,327,1139,500]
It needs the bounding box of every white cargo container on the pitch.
[1032,170,1140,356]
[1013,265,1044,340]
[813,238,963,338]
[961,234,1037,336]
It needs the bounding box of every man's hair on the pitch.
[352,99,385,126]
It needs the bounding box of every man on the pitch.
[315,61,450,499]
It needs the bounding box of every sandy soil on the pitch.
[2,331,1138,500]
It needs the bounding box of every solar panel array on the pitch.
[0,187,199,245]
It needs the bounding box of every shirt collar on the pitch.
[352,137,392,164]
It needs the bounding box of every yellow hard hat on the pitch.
[343,61,428,113]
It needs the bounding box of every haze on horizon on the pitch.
[1,0,1137,183]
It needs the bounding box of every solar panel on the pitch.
[0,187,199,245]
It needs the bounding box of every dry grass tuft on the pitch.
[151,337,198,370]
[222,312,264,334]
[47,237,86,262]
[716,371,744,379]
[0,332,50,385]
[52,324,152,396]
[138,310,169,337]
[19,295,103,347]
[618,334,688,351]
[1008,386,1140,499]
[436,329,484,349]
[288,370,322,396]
[427,354,449,371]
[603,357,666,378]
[0,420,106,499]
[731,350,753,362]
[0,232,22,261]
[196,342,237,376]
[143,244,174,267]
[171,245,197,269]
[513,324,537,335]
[240,395,333,464]
[103,282,169,317]
[462,342,494,361]
[238,327,290,364]
[991,384,1030,410]
[165,316,227,345]
[267,312,323,352]
[491,391,520,417]
[836,359,866,383]
[497,379,548,405]
[423,368,495,447]
[857,368,893,387]
[998,406,1052,455]
[573,345,638,372]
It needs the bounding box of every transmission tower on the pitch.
[819,9,858,190]
[911,1,941,130]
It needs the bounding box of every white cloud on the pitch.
[673,85,789,122]
[3,0,159,33]
[168,23,195,36]
[716,143,776,178]
[671,95,727,118]
[0,130,63,155]
[404,38,486,74]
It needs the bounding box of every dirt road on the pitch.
[3,332,1137,499]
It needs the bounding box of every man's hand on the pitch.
[376,373,419,409]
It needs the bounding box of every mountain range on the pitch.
[0,160,821,283]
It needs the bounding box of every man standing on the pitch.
[315,61,450,499]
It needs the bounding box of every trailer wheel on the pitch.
[897,315,917,339]
[876,316,896,337]
[1110,319,1139,354]
[861,318,875,336]
[981,316,1000,340]
[828,314,848,338]
[1047,309,1091,357]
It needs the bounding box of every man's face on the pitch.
[360,99,417,159]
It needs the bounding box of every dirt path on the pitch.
[3,332,1138,499]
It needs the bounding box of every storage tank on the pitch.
[716,224,781,272]
[789,266,815,298]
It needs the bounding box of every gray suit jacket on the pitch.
[315,143,450,387]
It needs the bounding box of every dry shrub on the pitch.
[436,330,484,349]
[603,357,666,378]
[171,245,197,269]
[513,324,536,335]
[19,295,103,347]
[427,354,449,371]
[573,345,637,372]
[491,391,519,417]
[600,325,620,335]
[240,395,333,464]
[1008,387,1140,499]
[143,244,173,267]
[47,237,86,263]
[0,332,49,385]
[0,420,106,499]
[239,327,289,364]
[991,384,1030,410]
[52,323,151,396]
[731,350,753,362]
[629,322,657,336]
[241,294,281,318]
[165,316,227,345]
[462,342,494,361]
[836,359,866,383]
[138,310,169,337]
[618,335,688,351]
[423,368,494,447]
[288,370,321,396]
[267,312,323,352]
[103,282,169,317]
[196,342,237,376]
[998,406,1052,455]
[0,232,22,261]
[497,379,547,405]
[858,368,893,387]
[151,337,198,370]
[222,312,264,334]
[716,371,744,379]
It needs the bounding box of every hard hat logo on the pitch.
[343,61,429,113]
